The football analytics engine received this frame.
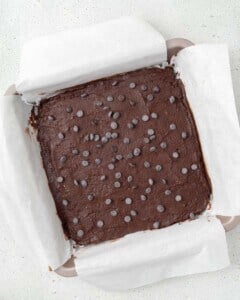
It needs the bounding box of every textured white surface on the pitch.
[0,0,240,299]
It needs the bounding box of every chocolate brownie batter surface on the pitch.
[34,67,211,246]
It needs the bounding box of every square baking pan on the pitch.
[4,37,240,278]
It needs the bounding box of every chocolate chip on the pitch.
[175,195,182,202]
[82,160,89,167]
[124,215,131,223]
[153,86,160,93]
[60,155,67,163]
[77,229,84,237]
[114,181,121,188]
[62,199,68,206]
[105,198,112,205]
[127,152,133,159]
[101,136,108,144]
[164,189,171,196]
[189,212,195,220]
[111,132,118,139]
[94,134,100,141]
[129,100,136,106]
[140,84,147,91]
[95,158,102,165]
[160,142,167,149]
[123,137,130,144]
[161,179,167,184]
[127,123,134,129]
[95,100,103,107]
[108,111,113,118]
[129,162,136,167]
[57,176,64,183]
[129,82,136,89]
[172,152,179,158]
[110,210,118,217]
[74,179,80,186]
[87,194,94,201]
[81,93,88,98]
[118,95,126,101]
[169,123,176,130]
[148,129,155,136]
[149,135,156,141]
[73,125,79,132]
[144,137,150,144]
[48,115,55,121]
[132,118,138,125]
[97,220,104,228]
[148,178,154,185]
[150,146,156,152]
[191,164,198,170]
[169,96,175,104]
[100,175,107,181]
[140,195,147,201]
[130,210,137,216]
[151,112,158,119]
[66,106,72,113]
[181,167,188,174]
[116,154,123,160]
[72,217,78,224]
[115,172,122,179]
[147,94,154,101]
[125,197,132,205]
[113,112,121,120]
[108,163,115,170]
[83,150,90,157]
[182,132,188,139]
[58,132,65,139]
[153,221,160,229]
[144,161,151,168]
[142,115,149,122]
[157,204,165,213]
[107,96,114,102]
[145,187,152,194]
[72,149,79,155]
[76,110,84,117]
[111,121,118,130]
[84,134,90,141]
[133,148,141,156]
[80,180,88,187]
[155,165,162,172]
[105,132,112,139]
[112,80,118,86]
[127,176,133,182]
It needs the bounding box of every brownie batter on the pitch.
[33,67,211,246]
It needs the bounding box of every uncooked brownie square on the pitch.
[33,67,211,245]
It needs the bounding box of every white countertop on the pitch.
[1,1,240,299]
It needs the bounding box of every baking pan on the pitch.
[4,37,240,278]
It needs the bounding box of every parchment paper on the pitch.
[15,16,166,104]
[74,216,229,290]
[0,95,72,270]
[172,44,240,216]
[1,17,239,290]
